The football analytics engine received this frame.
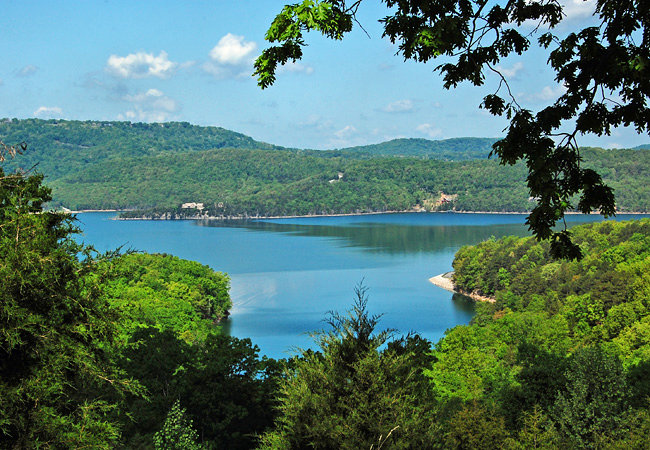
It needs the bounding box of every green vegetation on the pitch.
[260,285,438,449]
[433,219,650,447]
[3,137,650,447]
[0,152,276,448]
[337,137,498,159]
[0,161,138,447]
[115,146,647,218]
[0,118,281,180]
[115,328,280,449]
[256,220,650,448]
[3,119,647,218]
[103,253,230,344]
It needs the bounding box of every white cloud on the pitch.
[34,106,63,118]
[495,62,524,79]
[17,65,38,77]
[382,99,415,113]
[209,33,257,65]
[203,33,257,78]
[561,0,596,21]
[334,125,357,139]
[416,123,442,138]
[278,61,314,75]
[119,88,179,122]
[106,51,177,79]
[533,84,568,101]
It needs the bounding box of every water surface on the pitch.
[77,212,647,358]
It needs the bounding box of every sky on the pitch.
[1,0,647,150]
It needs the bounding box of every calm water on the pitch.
[76,212,648,358]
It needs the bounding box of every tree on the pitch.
[552,346,630,446]
[0,154,137,447]
[259,283,439,449]
[254,0,649,259]
[153,400,203,450]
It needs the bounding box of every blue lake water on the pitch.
[76,212,649,358]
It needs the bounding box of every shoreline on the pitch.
[429,272,496,303]
[63,208,650,220]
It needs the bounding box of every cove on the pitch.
[76,212,649,358]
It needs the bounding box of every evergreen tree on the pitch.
[0,153,137,447]
[153,400,203,450]
[259,283,439,449]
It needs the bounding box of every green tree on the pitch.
[444,401,510,449]
[255,0,649,258]
[259,284,439,449]
[0,158,137,446]
[552,346,630,446]
[153,400,203,450]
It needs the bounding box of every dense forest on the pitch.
[3,141,650,447]
[114,147,648,217]
[335,137,498,159]
[2,119,648,215]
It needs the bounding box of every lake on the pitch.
[76,212,648,358]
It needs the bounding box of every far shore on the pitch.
[429,272,496,303]
[59,208,650,220]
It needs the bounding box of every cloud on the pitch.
[416,123,442,138]
[209,33,257,65]
[204,33,257,78]
[495,62,524,79]
[118,88,179,122]
[531,84,568,101]
[17,65,38,77]
[382,99,415,113]
[561,0,596,21]
[34,106,63,118]
[334,125,357,139]
[106,51,177,79]
[278,61,314,75]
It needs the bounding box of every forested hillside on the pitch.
[0,118,282,179]
[421,219,650,447]
[108,147,645,217]
[337,137,498,159]
[1,119,648,215]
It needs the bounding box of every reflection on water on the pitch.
[196,218,531,254]
[196,212,640,255]
[79,212,649,358]
[451,293,477,315]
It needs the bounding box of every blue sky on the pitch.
[1,0,647,149]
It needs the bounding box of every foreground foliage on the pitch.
[116,328,280,449]
[0,165,138,447]
[260,285,438,449]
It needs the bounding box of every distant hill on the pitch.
[337,137,499,159]
[1,119,648,215]
[633,144,650,150]
[0,118,282,179]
